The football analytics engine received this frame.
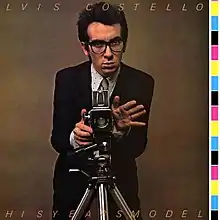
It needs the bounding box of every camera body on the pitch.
[83,90,113,145]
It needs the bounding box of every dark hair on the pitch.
[77,1,128,45]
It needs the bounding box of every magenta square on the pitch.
[212,46,218,60]
[212,107,218,120]
[211,166,218,180]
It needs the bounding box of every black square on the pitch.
[211,151,218,165]
[211,91,218,105]
[211,31,218,45]
[211,211,218,220]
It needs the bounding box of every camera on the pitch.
[83,90,113,145]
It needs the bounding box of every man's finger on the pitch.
[80,109,87,122]
[130,109,146,120]
[74,127,91,137]
[130,121,146,127]
[75,134,92,142]
[112,96,120,110]
[127,105,145,115]
[76,140,93,146]
[76,130,91,137]
[77,123,93,133]
[122,100,137,111]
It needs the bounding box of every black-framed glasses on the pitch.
[87,37,124,54]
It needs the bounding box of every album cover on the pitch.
[0,0,208,219]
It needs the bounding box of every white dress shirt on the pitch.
[70,64,127,149]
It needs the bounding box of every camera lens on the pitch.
[97,117,108,128]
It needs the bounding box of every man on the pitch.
[50,1,154,220]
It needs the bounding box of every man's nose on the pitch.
[104,45,113,58]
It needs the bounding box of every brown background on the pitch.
[0,0,208,219]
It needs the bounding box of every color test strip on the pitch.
[210,0,219,219]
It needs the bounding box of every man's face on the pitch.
[81,22,124,77]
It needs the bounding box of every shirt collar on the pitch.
[91,65,102,90]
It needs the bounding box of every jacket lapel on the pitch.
[110,62,129,105]
[78,61,92,111]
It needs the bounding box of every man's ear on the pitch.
[80,42,89,56]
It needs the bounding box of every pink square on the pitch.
[212,107,218,120]
[212,46,218,60]
[211,166,218,180]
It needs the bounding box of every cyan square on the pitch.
[211,195,218,210]
[211,137,218,150]
[212,16,218,31]
[212,76,218,90]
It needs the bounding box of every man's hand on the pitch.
[73,109,93,146]
[111,96,146,132]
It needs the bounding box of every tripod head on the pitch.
[69,140,113,181]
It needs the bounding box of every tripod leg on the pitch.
[71,185,95,220]
[108,185,136,220]
[97,183,109,220]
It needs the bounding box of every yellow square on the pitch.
[211,61,218,76]
[211,180,218,195]
[211,122,218,136]
[211,2,219,16]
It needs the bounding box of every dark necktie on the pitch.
[97,78,109,105]
[99,78,109,91]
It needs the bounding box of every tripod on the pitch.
[69,141,137,220]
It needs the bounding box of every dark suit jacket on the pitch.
[50,61,154,213]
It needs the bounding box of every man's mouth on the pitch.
[102,63,116,69]
[103,62,114,65]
